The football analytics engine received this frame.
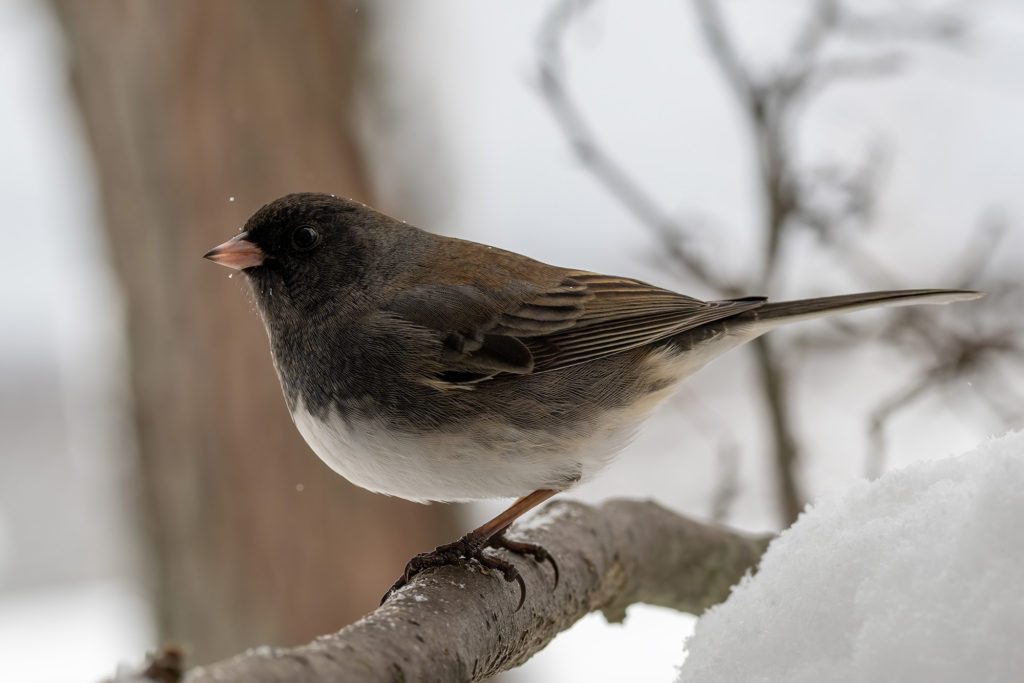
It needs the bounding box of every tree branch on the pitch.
[692,0,756,105]
[114,499,770,683]
[537,0,741,296]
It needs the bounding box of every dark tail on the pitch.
[745,289,982,330]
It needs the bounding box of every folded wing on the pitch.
[386,270,764,385]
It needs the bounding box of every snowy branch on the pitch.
[115,499,770,683]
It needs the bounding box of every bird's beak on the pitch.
[203,232,265,270]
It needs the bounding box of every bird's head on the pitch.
[204,192,419,324]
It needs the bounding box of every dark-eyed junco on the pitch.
[205,193,981,606]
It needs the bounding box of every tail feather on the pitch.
[743,289,982,329]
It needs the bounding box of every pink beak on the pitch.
[204,232,265,270]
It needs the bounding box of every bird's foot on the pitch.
[381,530,558,610]
[486,533,560,589]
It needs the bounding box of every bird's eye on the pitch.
[291,225,320,251]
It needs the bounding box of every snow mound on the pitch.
[677,430,1024,683]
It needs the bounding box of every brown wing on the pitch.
[386,269,764,384]
[521,273,764,374]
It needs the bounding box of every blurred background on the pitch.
[1,0,1022,681]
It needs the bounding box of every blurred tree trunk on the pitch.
[51,0,458,664]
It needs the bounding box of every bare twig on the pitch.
[751,338,804,523]
[691,0,813,522]
[864,300,1023,467]
[688,0,984,516]
[866,371,933,479]
[671,387,745,522]
[692,0,756,104]
[802,52,908,96]
[537,0,1002,525]
[537,0,741,295]
[840,8,965,43]
[709,439,742,523]
[789,0,839,64]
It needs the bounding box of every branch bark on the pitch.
[123,499,769,683]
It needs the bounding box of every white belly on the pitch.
[289,340,751,503]
[291,400,640,502]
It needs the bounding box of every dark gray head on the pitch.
[204,192,423,325]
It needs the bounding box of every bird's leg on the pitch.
[381,489,559,609]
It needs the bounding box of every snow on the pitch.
[517,605,696,682]
[677,431,1024,683]
[0,581,154,683]
[514,502,568,532]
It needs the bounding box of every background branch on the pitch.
[535,0,1009,526]
[537,0,741,296]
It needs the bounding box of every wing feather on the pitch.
[386,269,764,384]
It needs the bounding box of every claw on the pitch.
[381,536,479,605]
[381,530,558,610]
[477,553,527,611]
[488,534,560,589]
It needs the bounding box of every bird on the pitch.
[204,192,981,607]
